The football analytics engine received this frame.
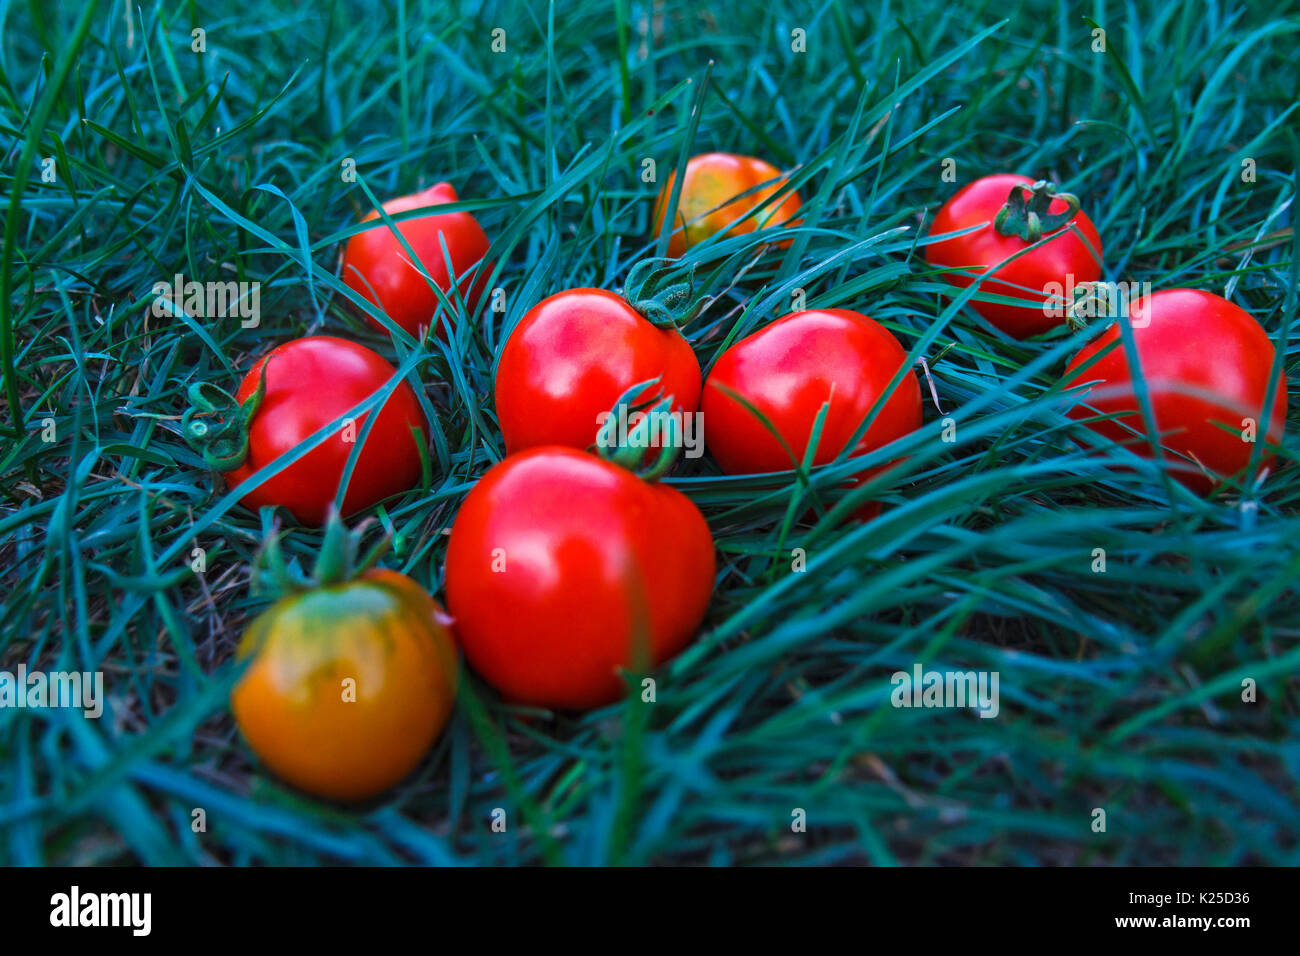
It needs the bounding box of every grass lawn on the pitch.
[1,0,1298,865]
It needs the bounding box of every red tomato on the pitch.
[702,310,922,515]
[495,288,702,454]
[231,568,459,801]
[444,446,715,710]
[926,173,1103,338]
[1062,289,1287,493]
[222,337,428,525]
[341,182,491,337]
[651,152,803,257]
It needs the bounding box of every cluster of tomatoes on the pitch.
[927,173,1287,493]
[190,153,1287,801]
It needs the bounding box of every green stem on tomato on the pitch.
[594,378,683,482]
[180,361,271,471]
[624,257,706,328]
[993,179,1081,243]
[256,508,393,597]
[1064,289,1092,334]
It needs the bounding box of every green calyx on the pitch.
[593,378,684,482]
[993,179,1081,243]
[180,361,270,471]
[257,508,392,597]
[624,257,706,328]
[1063,282,1097,333]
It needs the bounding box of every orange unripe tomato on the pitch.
[341,182,491,338]
[651,152,802,257]
[230,568,458,801]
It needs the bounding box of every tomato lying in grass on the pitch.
[495,261,703,454]
[231,526,458,801]
[183,336,428,526]
[341,182,491,337]
[651,152,803,257]
[702,309,923,517]
[444,442,715,711]
[926,173,1103,338]
[1062,289,1287,494]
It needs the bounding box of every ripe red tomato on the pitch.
[1062,289,1287,494]
[495,288,701,454]
[191,336,428,526]
[341,182,491,337]
[702,310,923,515]
[651,152,803,257]
[925,173,1103,338]
[444,446,715,710]
[231,568,459,801]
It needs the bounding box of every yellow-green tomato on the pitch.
[230,569,458,801]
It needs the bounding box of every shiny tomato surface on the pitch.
[341,182,490,337]
[444,446,715,710]
[225,336,427,525]
[1062,289,1287,493]
[231,569,459,801]
[651,152,803,257]
[702,309,923,484]
[926,173,1103,338]
[494,288,701,454]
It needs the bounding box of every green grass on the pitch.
[1,0,1298,865]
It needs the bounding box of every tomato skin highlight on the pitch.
[651,152,803,257]
[231,569,459,802]
[494,288,702,454]
[225,336,428,526]
[341,182,491,337]
[925,173,1103,338]
[444,446,715,711]
[702,310,923,504]
[1062,289,1287,494]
